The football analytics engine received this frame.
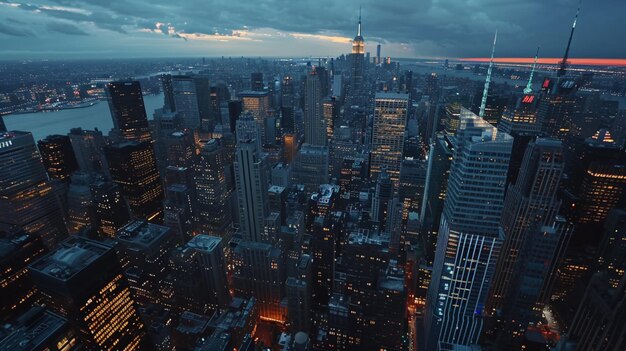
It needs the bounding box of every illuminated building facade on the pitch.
[596,209,626,289]
[170,235,231,316]
[232,240,285,323]
[291,144,329,194]
[29,237,150,350]
[237,91,270,144]
[349,11,365,97]
[0,225,46,322]
[90,180,131,238]
[66,171,96,234]
[487,139,564,315]
[0,306,81,351]
[0,131,68,249]
[37,134,78,183]
[106,81,153,143]
[370,92,409,184]
[425,108,512,350]
[105,141,164,222]
[193,139,233,237]
[115,220,176,309]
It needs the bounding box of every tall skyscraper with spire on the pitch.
[425,108,513,350]
[349,9,365,101]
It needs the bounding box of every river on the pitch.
[4,93,164,141]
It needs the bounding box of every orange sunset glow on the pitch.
[460,57,626,67]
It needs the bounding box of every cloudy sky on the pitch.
[0,0,624,60]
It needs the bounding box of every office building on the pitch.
[29,237,150,350]
[106,81,152,143]
[90,180,131,238]
[193,139,233,237]
[37,134,78,183]
[232,240,285,323]
[488,139,564,316]
[0,306,81,351]
[425,108,512,350]
[66,172,96,234]
[235,139,269,242]
[370,92,409,184]
[105,141,164,221]
[67,127,109,176]
[116,220,176,308]
[0,225,47,322]
[170,235,231,316]
[172,76,201,130]
[304,70,327,146]
[0,131,68,249]
[291,144,329,193]
[237,90,270,144]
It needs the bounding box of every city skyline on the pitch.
[2,0,626,60]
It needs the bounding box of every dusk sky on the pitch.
[0,0,624,60]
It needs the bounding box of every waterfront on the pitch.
[4,93,164,141]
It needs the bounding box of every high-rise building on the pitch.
[286,255,313,333]
[0,131,68,249]
[235,139,269,242]
[90,180,131,238]
[236,111,262,149]
[251,72,264,91]
[67,128,109,176]
[370,92,409,184]
[194,75,214,132]
[105,141,164,222]
[425,108,512,350]
[304,70,327,147]
[172,75,201,130]
[194,139,233,237]
[323,97,339,141]
[0,225,47,322]
[567,272,626,351]
[371,167,393,228]
[66,171,95,234]
[162,130,195,168]
[487,138,564,315]
[0,306,82,351]
[37,134,78,183]
[163,167,194,243]
[170,235,231,316]
[115,220,176,309]
[106,81,152,143]
[232,240,285,323]
[329,126,358,179]
[29,236,151,350]
[597,209,626,289]
[349,11,365,97]
[161,74,176,112]
[228,99,243,133]
[291,144,329,193]
[238,91,270,144]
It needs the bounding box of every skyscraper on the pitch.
[66,171,95,234]
[29,236,151,350]
[170,234,231,316]
[251,72,264,91]
[67,128,109,176]
[238,90,270,144]
[106,81,152,143]
[487,139,563,312]
[105,141,164,221]
[90,180,131,238]
[172,75,201,130]
[0,225,47,322]
[235,139,269,242]
[425,108,512,350]
[304,70,327,147]
[0,131,68,249]
[194,139,233,237]
[349,10,365,97]
[291,144,329,193]
[370,92,409,184]
[37,134,78,183]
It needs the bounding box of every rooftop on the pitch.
[187,234,222,252]
[0,307,71,351]
[116,220,171,249]
[29,237,112,281]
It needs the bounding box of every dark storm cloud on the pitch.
[0,21,35,37]
[1,0,625,58]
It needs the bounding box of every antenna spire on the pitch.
[558,1,581,77]
[357,7,362,37]
[479,30,497,118]
[524,46,540,94]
